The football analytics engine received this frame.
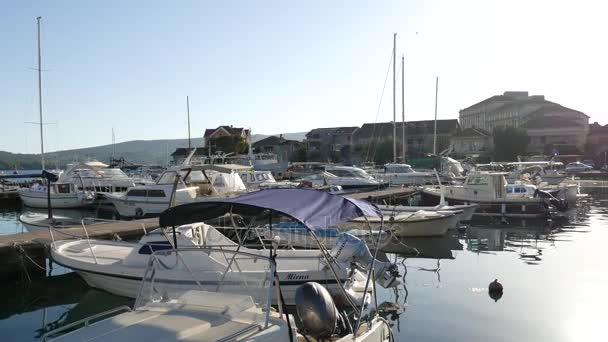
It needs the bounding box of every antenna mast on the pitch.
[187,96,191,150]
[36,16,45,170]
[392,33,397,163]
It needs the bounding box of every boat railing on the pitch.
[48,217,149,265]
[41,305,132,341]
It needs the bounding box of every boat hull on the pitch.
[107,197,169,218]
[378,203,478,223]
[338,214,457,237]
[50,239,370,307]
[18,190,89,208]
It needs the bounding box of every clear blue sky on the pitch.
[1,0,606,153]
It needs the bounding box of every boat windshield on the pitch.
[98,168,130,178]
[135,247,275,328]
[384,165,415,173]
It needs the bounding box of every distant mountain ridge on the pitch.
[0,132,307,170]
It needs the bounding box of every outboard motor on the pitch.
[328,233,400,288]
[534,189,569,211]
[295,282,351,339]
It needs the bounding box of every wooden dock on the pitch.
[0,218,160,281]
[346,187,418,204]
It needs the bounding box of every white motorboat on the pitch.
[18,182,95,209]
[45,246,392,342]
[239,170,299,190]
[60,160,150,194]
[338,210,458,237]
[105,165,247,218]
[369,163,436,186]
[420,173,569,218]
[51,223,394,306]
[300,166,387,192]
[377,203,478,223]
[19,211,96,232]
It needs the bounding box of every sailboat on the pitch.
[18,17,94,210]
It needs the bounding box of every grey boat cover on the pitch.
[159,188,381,230]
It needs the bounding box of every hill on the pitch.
[0,132,307,169]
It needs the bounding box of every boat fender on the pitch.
[488,279,504,302]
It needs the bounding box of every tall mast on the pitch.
[433,77,439,155]
[186,96,191,150]
[401,54,406,162]
[36,16,45,170]
[392,33,397,163]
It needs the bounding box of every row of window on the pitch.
[126,189,166,197]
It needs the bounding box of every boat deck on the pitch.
[0,218,159,280]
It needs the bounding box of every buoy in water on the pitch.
[488,279,503,302]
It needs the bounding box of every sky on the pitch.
[1,0,607,153]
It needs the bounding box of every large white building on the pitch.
[459,91,589,154]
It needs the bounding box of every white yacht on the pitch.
[370,163,436,186]
[61,160,148,194]
[105,165,247,218]
[301,166,387,192]
[18,182,95,208]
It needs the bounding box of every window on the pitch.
[147,190,166,197]
[56,184,71,194]
[157,171,177,185]
[138,241,173,255]
[126,189,147,197]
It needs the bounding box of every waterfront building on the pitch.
[352,119,459,156]
[450,128,493,158]
[459,91,589,154]
[203,125,251,147]
[252,134,303,162]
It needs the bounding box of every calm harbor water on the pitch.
[0,186,606,341]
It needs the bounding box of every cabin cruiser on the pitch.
[61,160,152,194]
[420,173,568,219]
[18,181,95,208]
[301,166,387,192]
[239,170,299,190]
[105,165,247,218]
[51,189,401,306]
[369,163,436,186]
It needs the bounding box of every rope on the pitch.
[15,244,47,271]
[365,50,395,164]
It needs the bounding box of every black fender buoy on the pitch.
[488,279,503,302]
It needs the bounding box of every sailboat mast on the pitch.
[36,16,45,170]
[433,76,439,155]
[401,54,406,162]
[392,33,397,163]
[186,96,191,150]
